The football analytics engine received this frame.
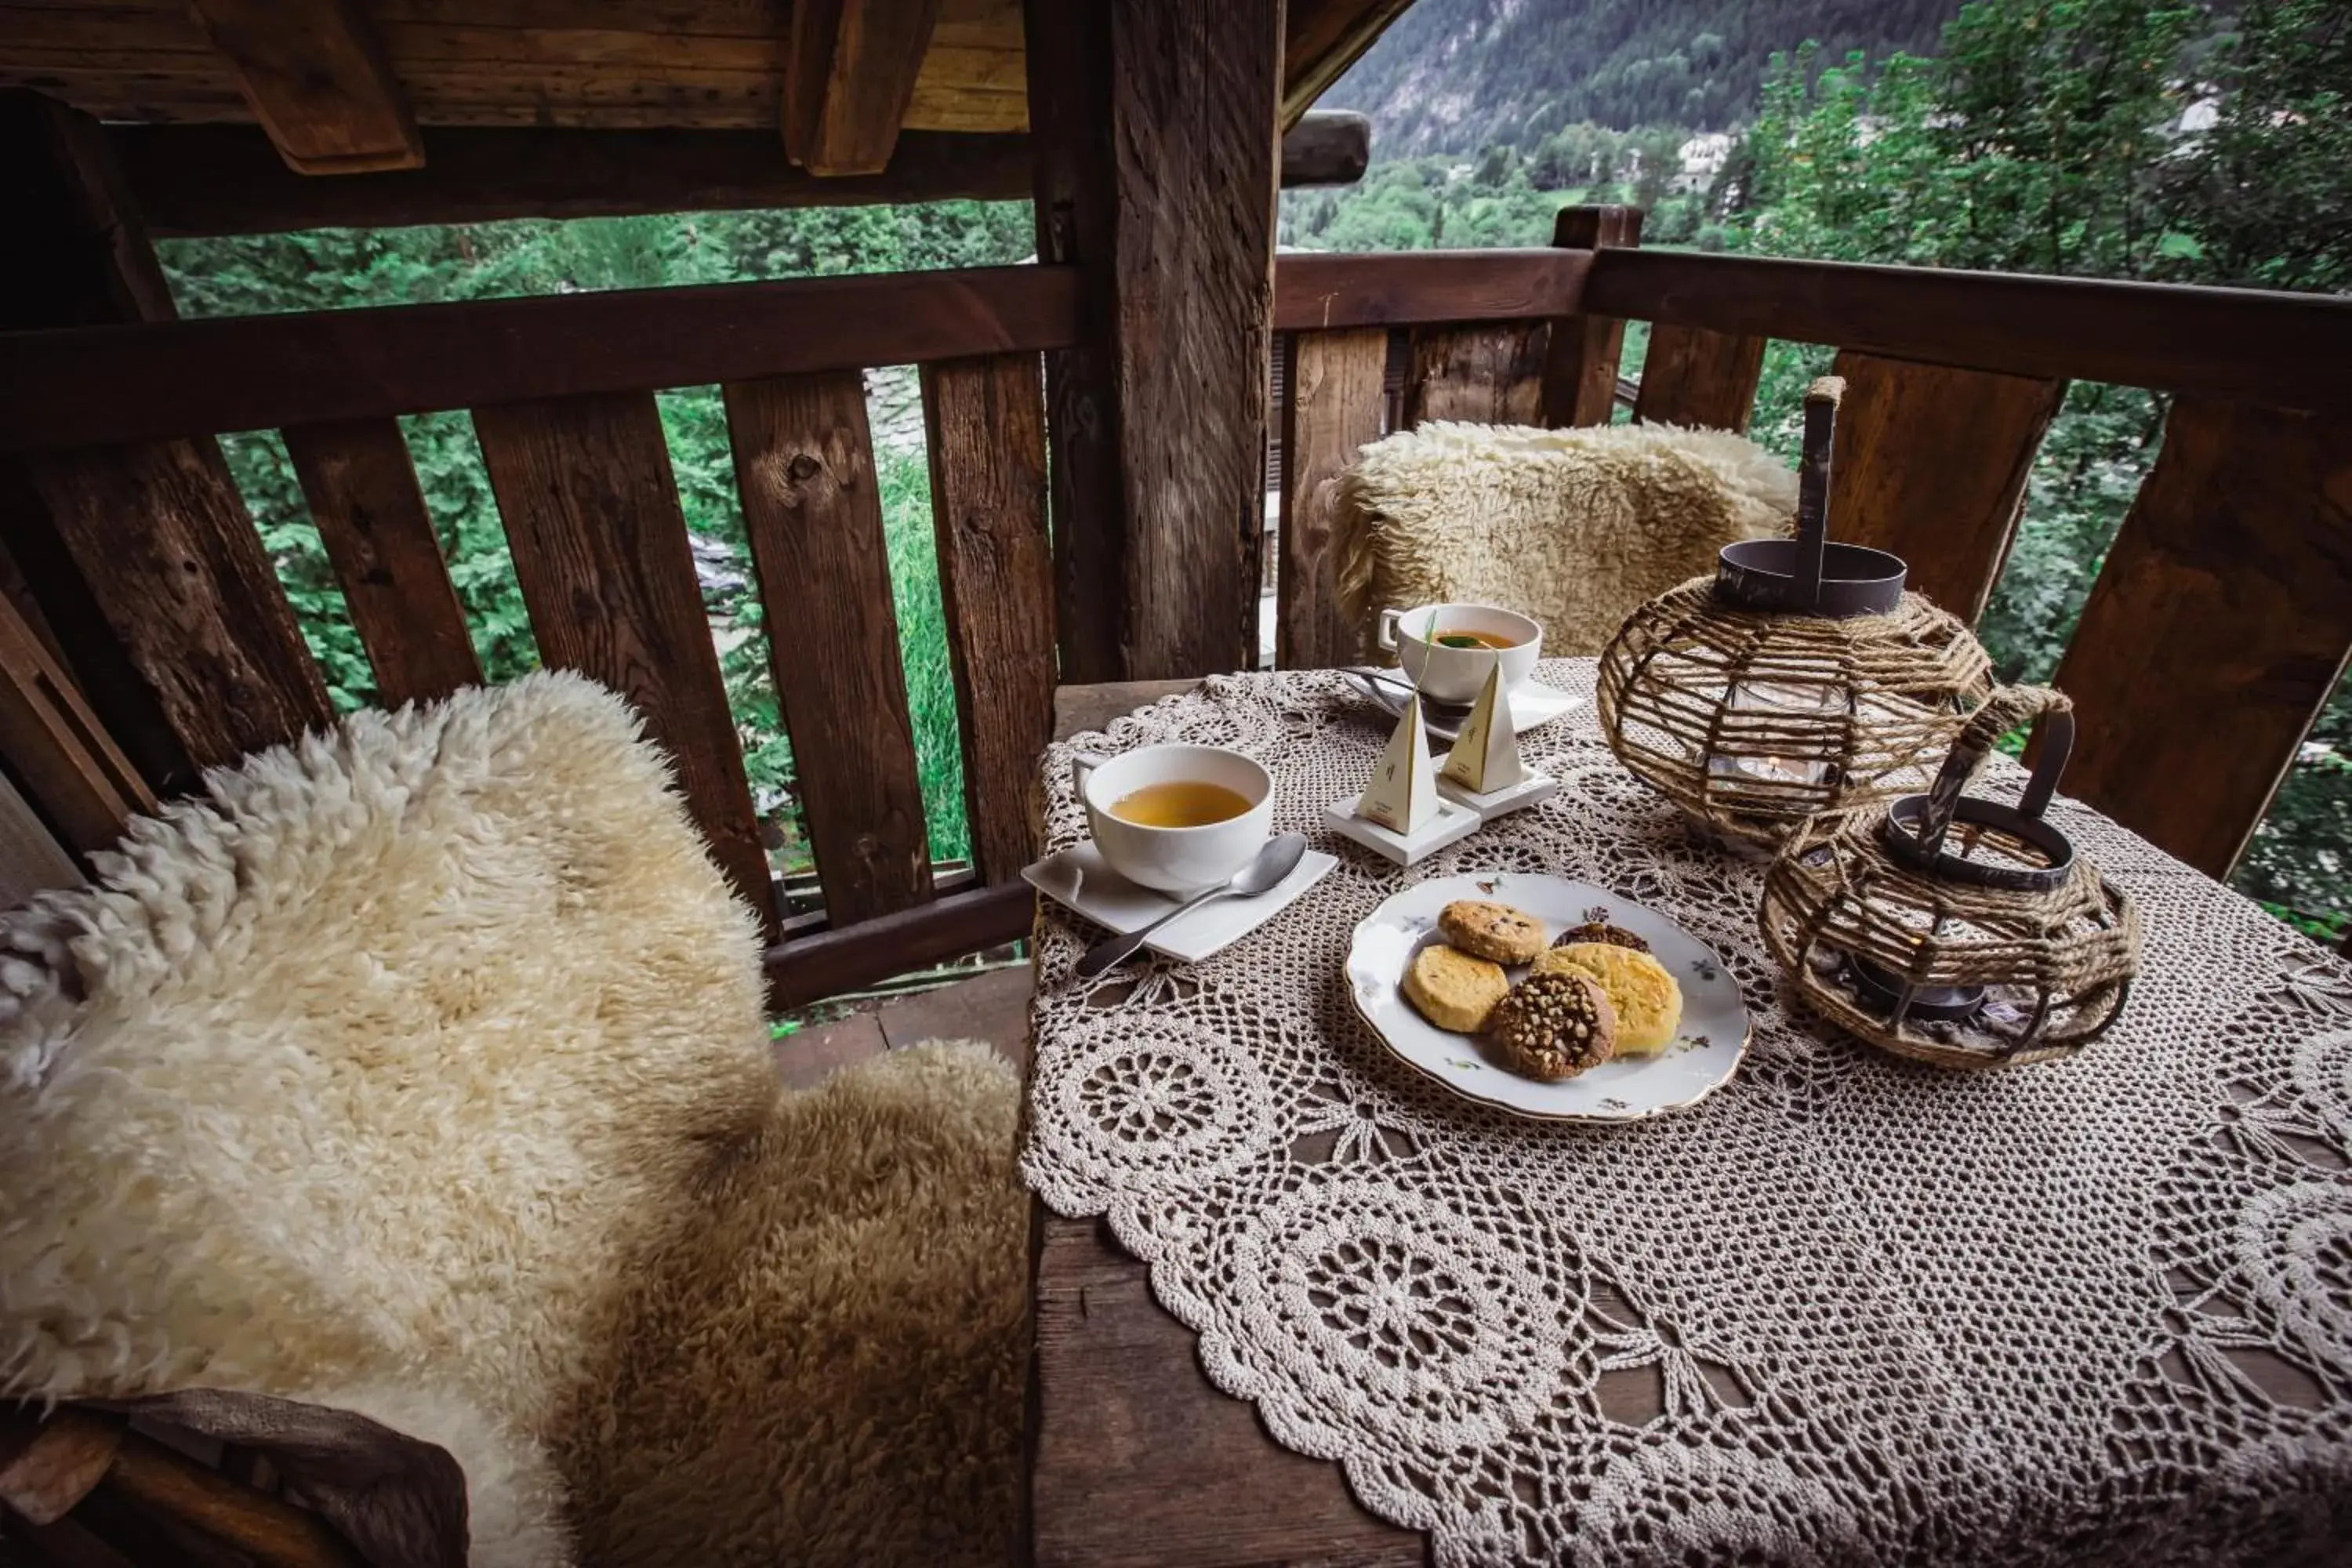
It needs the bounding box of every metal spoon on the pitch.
[1075,832,1309,978]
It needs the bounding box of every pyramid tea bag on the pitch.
[1359,691,1439,833]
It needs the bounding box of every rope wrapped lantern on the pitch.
[1758,685,2141,1069]
[1597,376,1994,848]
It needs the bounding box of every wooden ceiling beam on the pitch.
[785,0,947,177]
[1283,0,1417,130]
[110,114,1371,238]
[187,0,422,174]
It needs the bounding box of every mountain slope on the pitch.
[1326,0,1965,148]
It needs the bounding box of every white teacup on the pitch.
[1376,602,1544,704]
[1071,743,1273,896]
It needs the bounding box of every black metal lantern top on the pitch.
[1716,376,1909,617]
[1882,691,2079,895]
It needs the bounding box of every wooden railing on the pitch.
[1268,206,2352,891]
[0,264,1074,1006]
[1,216,2345,1004]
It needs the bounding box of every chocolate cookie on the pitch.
[1402,944,1511,1033]
[1552,921,1650,954]
[1439,899,1547,965]
[1486,969,1617,1082]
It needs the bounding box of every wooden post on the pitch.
[1023,0,1283,681]
[1541,204,1642,427]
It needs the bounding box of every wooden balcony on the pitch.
[2,203,2348,1000]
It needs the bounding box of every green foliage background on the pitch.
[160,0,2349,935]
[161,204,1034,869]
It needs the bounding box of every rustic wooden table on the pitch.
[1032,680,1427,1568]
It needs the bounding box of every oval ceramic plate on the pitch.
[1346,872,1750,1123]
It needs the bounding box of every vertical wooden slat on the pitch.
[722,372,935,924]
[1541,203,1643,427]
[1632,322,1769,432]
[1405,321,1547,427]
[284,418,482,709]
[1277,327,1387,669]
[1827,351,2065,624]
[0,591,154,856]
[2053,397,2352,877]
[472,391,777,933]
[1024,0,1283,681]
[921,354,1056,884]
[28,440,334,770]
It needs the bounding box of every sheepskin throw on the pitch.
[1336,420,1798,656]
[0,673,1028,1566]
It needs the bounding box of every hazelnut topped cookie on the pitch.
[1439,899,1547,966]
[1486,969,1617,1082]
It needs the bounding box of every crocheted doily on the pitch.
[1022,662,2352,1566]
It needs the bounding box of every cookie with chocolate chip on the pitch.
[1486,969,1617,1082]
[1439,899,1547,965]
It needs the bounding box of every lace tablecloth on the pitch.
[1021,662,2352,1567]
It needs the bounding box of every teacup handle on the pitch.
[1376,608,1403,652]
[1069,749,1112,804]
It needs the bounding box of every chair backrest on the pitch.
[1330,419,1795,659]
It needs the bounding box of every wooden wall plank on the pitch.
[0,264,1085,456]
[1540,203,1642,427]
[1,89,196,795]
[0,590,155,857]
[921,354,1055,885]
[1585,248,2352,414]
[472,391,776,931]
[0,770,81,908]
[723,372,934,924]
[1405,321,1547,426]
[2053,397,2352,877]
[115,114,1385,238]
[1025,0,1283,681]
[1632,322,1769,432]
[28,440,334,770]
[1277,328,1387,669]
[284,418,482,709]
[784,0,946,176]
[118,124,1030,236]
[187,0,423,173]
[1828,350,2066,625]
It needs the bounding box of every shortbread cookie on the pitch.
[1402,944,1511,1033]
[1439,899,1547,965]
[1553,921,1650,954]
[1486,970,1616,1082]
[1536,942,1683,1057]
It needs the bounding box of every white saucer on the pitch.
[1024,840,1338,963]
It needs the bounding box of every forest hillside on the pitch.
[1323,0,1963,147]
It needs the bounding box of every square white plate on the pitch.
[1024,840,1338,963]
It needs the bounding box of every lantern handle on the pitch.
[1792,376,1846,611]
[1915,685,2075,857]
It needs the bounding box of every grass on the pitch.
[873,447,971,865]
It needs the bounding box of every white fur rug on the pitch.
[0,672,1027,1566]
[1337,420,1798,656]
